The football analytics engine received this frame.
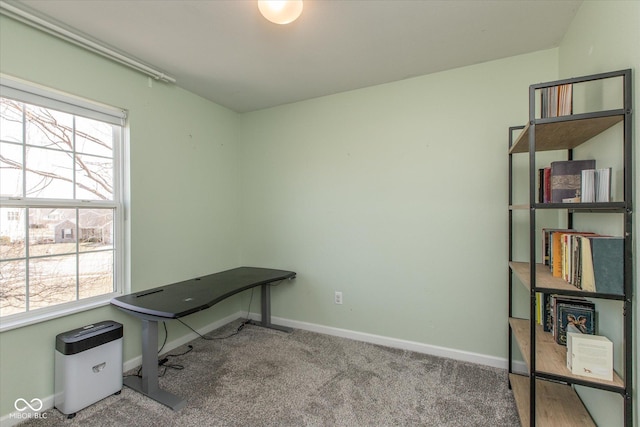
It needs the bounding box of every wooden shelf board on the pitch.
[509,114,624,154]
[509,318,625,389]
[509,204,530,210]
[509,262,578,293]
[509,374,596,426]
[509,261,626,299]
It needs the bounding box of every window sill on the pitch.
[0,293,120,333]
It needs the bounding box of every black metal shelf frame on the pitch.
[507,69,633,426]
[533,108,625,126]
[530,287,627,302]
[536,371,626,395]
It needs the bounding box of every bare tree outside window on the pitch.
[1,96,121,318]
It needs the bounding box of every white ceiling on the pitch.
[17,0,583,113]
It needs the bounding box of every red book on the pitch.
[544,167,551,203]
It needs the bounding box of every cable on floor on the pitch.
[123,284,265,379]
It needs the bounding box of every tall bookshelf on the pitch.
[507,69,633,426]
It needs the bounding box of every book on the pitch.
[567,333,613,381]
[581,168,612,203]
[555,301,595,346]
[541,84,573,118]
[542,228,567,267]
[569,234,581,285]
[538,168,544,203]
[567,233,594,286]
[544,167,551,203]
[581,169,595,203]
[558,84,573,116]
[595,168,611,202]
[580,236,624,295]
[548,230,591,278]
[538,167,551,203]
[550,160,596,203]
[542,293,553,332]
[549,295,593,340]
[541,86,557,117]
[550,230,566,277]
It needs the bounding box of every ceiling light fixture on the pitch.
[258,0,303,25]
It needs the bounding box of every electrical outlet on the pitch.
[334,291,343,305]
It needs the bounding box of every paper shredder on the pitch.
[54,320,123,417]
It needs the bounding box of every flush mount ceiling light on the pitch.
[258,0,303,25]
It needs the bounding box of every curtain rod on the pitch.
[0,0,177,84]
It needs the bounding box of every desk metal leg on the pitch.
[122,319,186,410]
[249,284,292,333]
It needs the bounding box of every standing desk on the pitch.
[110,266,296,410]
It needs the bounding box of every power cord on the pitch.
[157,345,194,377]
[123,284,264,379]
[158,321,169,355]
[123,322,193,379]
[126,343,195,379]
[176,287,255,340]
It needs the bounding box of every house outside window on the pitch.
[0,75,128,330]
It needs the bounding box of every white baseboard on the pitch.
[261,313,520,371]
[1,312,524,427]
[138,310,524,372]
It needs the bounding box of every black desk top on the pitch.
[111,267,296,319]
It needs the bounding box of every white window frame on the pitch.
[0,74,129,332]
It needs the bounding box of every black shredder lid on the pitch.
[55,320,123,355]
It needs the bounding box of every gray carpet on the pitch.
[21,320,520,426]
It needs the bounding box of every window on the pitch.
[0,75,127,330]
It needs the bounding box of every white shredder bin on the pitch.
[54,320,123,416]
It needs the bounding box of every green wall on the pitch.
[558,1,640,425]
[0,15,242,418]
[238,49,557,354]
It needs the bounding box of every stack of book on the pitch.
[538,160,595,203]
[581,168,611,202]
[542,229,624,295]
[538,160,612,203]
[541,83,573,118]
[548,295,595,346]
